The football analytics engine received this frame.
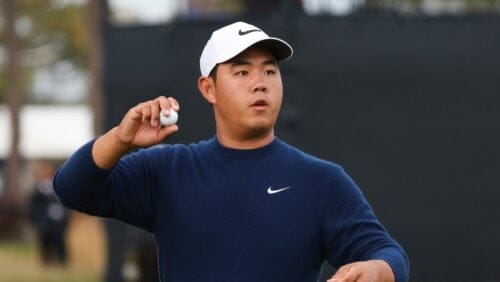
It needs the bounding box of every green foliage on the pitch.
[19,0,88,68]
[0,0,88,103]
[464,0,500,10]
[364,0,500,11]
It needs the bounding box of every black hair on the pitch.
[209,65,218,82]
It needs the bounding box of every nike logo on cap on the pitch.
[238,29,261,36]
[267,186,291,194]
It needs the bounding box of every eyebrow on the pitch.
[229,59,278,68]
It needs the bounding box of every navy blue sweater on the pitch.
[54,137,409,282]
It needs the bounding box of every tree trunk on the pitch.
[88,0,105,136]
[3,0,22,197]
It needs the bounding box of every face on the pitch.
[199,46,283,140]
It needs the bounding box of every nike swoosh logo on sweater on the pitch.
[267,186,291,194]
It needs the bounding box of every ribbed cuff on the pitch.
[371,248,409,282]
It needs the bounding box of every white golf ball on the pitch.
[159,110,178,127]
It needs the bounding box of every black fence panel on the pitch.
[104,14,500,281]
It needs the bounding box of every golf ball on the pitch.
[159,110,178,127]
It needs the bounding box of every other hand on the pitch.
[327,260,394,282]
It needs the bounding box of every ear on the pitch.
[198,76,216,104]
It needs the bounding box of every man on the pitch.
[54,21,409,281]
[29,160,68,266]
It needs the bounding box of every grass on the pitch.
[0,241,101,282]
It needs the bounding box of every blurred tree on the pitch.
[463,0,500,10]
[0,0,88,104]
[2,0,23,197]
[18,0,88,69]
[362,0,500,13]
[303,0,499,16]
[186,0,242,18]
[0,0,102,196]
[87,0,105,135]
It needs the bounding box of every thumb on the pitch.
[157,124,179,140]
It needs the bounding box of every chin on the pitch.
[245,121,274,137]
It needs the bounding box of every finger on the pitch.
[329,265,351,280]
[167,97,180,112]
[150,100,160,127]
[141,102,152,123]
[158,96,171,116]
[157,124,179,140]
[333,266,361,282]
[128,105,143,122]
[345,267,362,282]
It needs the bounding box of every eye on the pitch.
[236,70,249,76]
[265,69,276,75]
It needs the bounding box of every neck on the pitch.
[216,128,275,149]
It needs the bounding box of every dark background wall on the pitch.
[104,12,500,281]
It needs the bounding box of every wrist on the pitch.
[110,126,136,154]
[92,127,135,169]
[373,259,395,282]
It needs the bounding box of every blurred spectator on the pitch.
[28,160,68,266]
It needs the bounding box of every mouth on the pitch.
[251,99,269,110]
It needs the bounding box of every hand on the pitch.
[327,260,394,282]
[92,96,180,169]
[115,96,180,149]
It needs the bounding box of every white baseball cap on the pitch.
[199,21,293,77]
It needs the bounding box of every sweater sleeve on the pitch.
[53,139,111,210]
[53,139,158,232]
[323,167,409,282]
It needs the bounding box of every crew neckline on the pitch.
[210,136,281,158]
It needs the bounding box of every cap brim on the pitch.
[218,37,293,65]
[255,38,293,62]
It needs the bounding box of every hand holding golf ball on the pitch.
[160,109,178,127]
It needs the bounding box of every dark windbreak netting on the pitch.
[104,14,500,281]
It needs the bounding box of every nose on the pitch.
[252,73,267,94]
[253,84,267,93]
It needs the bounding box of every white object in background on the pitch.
[0,105,93,159]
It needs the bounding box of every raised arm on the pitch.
[53,96,180,230]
